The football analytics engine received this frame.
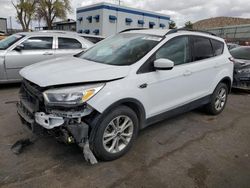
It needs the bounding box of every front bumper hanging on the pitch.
[17,100,98,164]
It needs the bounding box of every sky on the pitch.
[1,0,250,29]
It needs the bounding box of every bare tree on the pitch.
[36,0,72,29]
[185,21,193,29]
[169,21,177,29]
[12,0,37,31]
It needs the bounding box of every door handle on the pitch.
[183,70,192,76]
[43,52,53,55]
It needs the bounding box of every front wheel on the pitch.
[205,82,229,115]
[91,106,139,161]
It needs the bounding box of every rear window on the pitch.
[193,36,214,61]
[83,36,103,44]
[58,37,82,49]
[211,39,224,56]
[230,47,250,60]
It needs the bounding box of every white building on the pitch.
[76,2,170,37]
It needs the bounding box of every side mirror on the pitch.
[14,44,24,51]
[154,58,174,70]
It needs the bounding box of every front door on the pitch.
[137,36,198,118]
[5,36,55,80]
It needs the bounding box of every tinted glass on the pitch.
[156,36,190,65]
[230,47,250,60]
[193,37,213,61]
[211,39,224,56]
[83,36,103,44]
[79,33,161,66]
[0,34,24,50]
[22,37,53,50]
[58,37,82,49]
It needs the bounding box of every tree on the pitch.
[36,0,72,29]
[12,0,37,31]
[185,21,193,29]
[169,21,177,29]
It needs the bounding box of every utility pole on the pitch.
[9,16,12,33]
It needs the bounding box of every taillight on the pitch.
[229,57,235,63]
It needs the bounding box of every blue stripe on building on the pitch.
[77,5,170,20]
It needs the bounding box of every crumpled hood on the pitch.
[20,57,130,87]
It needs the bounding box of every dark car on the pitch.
[227,43,240,50]
[230,46,250,90]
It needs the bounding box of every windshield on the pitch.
[79,33,162,66]
[0,34,24,50]
[230,47,250,60]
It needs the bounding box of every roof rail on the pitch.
[165,28,217,36]
[37,30,75,34]
[119,28,149,33]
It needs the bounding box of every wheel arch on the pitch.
[101,98,146,130]
[219,76,232,93]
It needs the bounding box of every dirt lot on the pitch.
[0,84,250,188]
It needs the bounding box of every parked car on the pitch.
[227,43,240,50]
[17,29,233,162]
[230,46,250,90]
[0,31,93,83]
[40,30,105,44]
[78,34,105,44]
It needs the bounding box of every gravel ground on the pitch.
[0,84,250,188]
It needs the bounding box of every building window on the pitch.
[159,23,166,28]
[94,15,100,22]
[109,15,117,23]
[138,20,144,26]
[149,22,155,28]
[84,29,90,34]
[125,18,133,26]
[87,16,92,23]
[93,29,100,35]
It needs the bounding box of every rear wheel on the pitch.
[205,83,228,115]
[91,106,139,161]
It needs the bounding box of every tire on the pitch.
[90,105,139,161]
[205,82,228,115]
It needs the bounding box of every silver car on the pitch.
[0,31,93,83]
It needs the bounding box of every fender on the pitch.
[210,67,233,94]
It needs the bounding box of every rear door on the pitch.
[55,37,84,58]
[189,36,221,96]
[5,36,55,80]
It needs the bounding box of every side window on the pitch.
[193,36,213,61]
[155,36,190,65]
[58,37,82,49]
[211,39,224,56]
[21,37,53,50]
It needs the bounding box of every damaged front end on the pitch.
[17,80,100,164]
[233,61,250,90]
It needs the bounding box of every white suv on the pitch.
[17,29,233,162]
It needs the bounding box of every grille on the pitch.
[19,80,44,112]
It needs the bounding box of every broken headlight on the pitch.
[43,83,105,106]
